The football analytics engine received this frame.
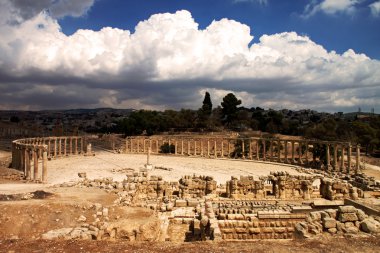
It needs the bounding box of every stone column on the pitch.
[194,140,197,155]
[156,139,159,153]
[20,146,24,172]
[277,140,281,163]
[201,139,204,156]
[42,150,48,183]
[347,143,352,174]
[249,140,252,160]
[33,148,39,181]
[144,139,147,153]
[207,139,210,157]
[242,139,245,159]
[214,140,217,158]
[298,142,303,165]
[291,141,295,164]
[54,138,57,158]
[333,144,338,171]
[80,137,84,154]
[221,139,224,158]
[25,149,31,180]
[356,144,361,174]
[175,140,178,155]
[58,138,62,157]
[326,144,331,171]
[284,141,288,163]
[70,138,73,155]
[47,139,51,157]
[340,145,345,172]
[181,139,184,155]
[228,140,231,158]
[75,138,78,155]
[187,140,191,155]
[256,140,259,160]
[64,138,67,156]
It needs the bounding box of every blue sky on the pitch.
[0,0,379,112]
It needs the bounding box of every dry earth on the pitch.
[1,149,380,252]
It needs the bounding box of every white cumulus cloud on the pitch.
[0,6,379,112]
[370,1,380,16]
[303,0,359,18]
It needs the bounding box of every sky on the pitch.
[0,0,379,113]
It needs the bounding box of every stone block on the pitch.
[325,209,337,219]
[249,228,261,234]
[322,218,336,229]
[356,209,367,221]
[328,228,337,234]
[309,211,322,222]
[221,228,234,234]
[345,226,359,234]
[186,199,198,207]
[274,227,286,233]
[360,219,380,233]
[339,213,358,222]
[338,206,357,213]
[235,227,247,234]
[261,227,273,233]
[345,222,354,228]
[175,199,187,207]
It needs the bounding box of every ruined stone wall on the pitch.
[179,175,217,198]
[320,178,363,200]
[226,172,321,200]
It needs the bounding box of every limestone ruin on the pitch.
[6,134,380,242]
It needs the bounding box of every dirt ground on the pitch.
[1,148,380,252]
[1,235,380,253]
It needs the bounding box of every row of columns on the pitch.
[20,136,85,158]
[125,137,361,174]
[12,143,48,182]
[12,136,87,183]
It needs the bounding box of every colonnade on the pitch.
[11,136,86,182]
[125,136,361,174]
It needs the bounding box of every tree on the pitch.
[197,92,213,129]
[221,93,241,126]
[352,121,377,155]
[201,92,212,116]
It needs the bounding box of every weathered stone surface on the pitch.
[356,209,367,221]
[338,206,357,213]
[360,219,380,234]
[345,226,359,234]
[41,228,73,240]
[339,213,358,222]
[309,211,322,222]
[322,218,336,229]
[175,200,187,207]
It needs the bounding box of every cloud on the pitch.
[0,8,379,112]
[370,1,380,16]
[302,0,359,18]
[4,0,94,22]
